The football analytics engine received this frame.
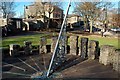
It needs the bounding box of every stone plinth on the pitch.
[39,37,47,54]
[70,36,78,55]
[113,50,120,73]
[88,40,99,59]
[9,44,20,56]
[80,37,88,59]
[99,45,116,65]
[24,41,32,55]
[51,37,57,53]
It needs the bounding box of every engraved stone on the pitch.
[70,36,78,55]
[88,40,99,59]
[80,37,88,59]
[39,37,47,54]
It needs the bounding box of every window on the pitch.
[16,21,21,29]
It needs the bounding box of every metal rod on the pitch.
[18,58,38,72]
[29,56,41,71]
[3,71,31,77]
[3,62,26,72]
[46,0,71,77]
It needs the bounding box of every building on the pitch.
[0,18,7,27]
[24,2,63,29]
[67,14,83,28]
[1,18,23,36]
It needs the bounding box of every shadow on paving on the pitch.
[61,59,120,79]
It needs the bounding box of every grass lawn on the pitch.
[2,33,51,48]
[1,33,120,49]
[79,36,119,49]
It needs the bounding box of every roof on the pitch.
[67,14,81,18]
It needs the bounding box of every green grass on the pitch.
[68,36,119,49]
[82,36,119,49]
[1,33,119,49]
[2,34,50,48]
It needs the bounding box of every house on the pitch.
[8,18,23,33]
[1,18,23,36]
[67,14,83,28]
[0,18,7,27]
[24,2,63,29]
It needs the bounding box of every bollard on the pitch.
[70,36,78,55]
[39,37,47,54]
[24,41,32,55]
[99,45,116,65]
[88,40,99,59]
[80,37,88,59]
[9,44,20,56]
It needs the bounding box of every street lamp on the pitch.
[101,6,107,32]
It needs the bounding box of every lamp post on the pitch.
[102,6,107,32]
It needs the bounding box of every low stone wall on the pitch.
[99,45,116,65]
[6,36,99,58]
[99,45,120,73]
[3,35,120,74]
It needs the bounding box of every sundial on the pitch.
[2,1,71,79]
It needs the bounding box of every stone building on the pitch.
[24,2,63,29]
[67,14,83,28]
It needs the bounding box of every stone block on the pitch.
[70,36,78,55]
[51,37,57,53]
[39,37,47,54]
[9,44,20,56]
[80,37,88,59]
[88,40,99,59]
[24,41,32,55]
[99,45,116,65]
[113,50,120,73]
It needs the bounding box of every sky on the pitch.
[14,1,119,18]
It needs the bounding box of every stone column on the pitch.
[51,37,57,53]
[65,36,69,54]
[9,44,20,56]
[88,40,99,59]
[113,50,120,73]
[39,37,47,54]
[70,36,78,55]
[80,37,88,59]
[24,41,32,55]
[99,45,116,65]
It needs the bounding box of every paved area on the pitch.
[2,54,120,79]
[61,59,119,79]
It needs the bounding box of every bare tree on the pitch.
[111,14,120,27]
[0,1,16,18]
[29,0,62,28]
[74,2,114,33]
[74,2,100,33]
[45,1,62,29]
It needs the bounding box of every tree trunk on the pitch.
[47,12,51,29]
[90,20,93,33]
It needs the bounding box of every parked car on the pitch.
[110,28,120,32]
